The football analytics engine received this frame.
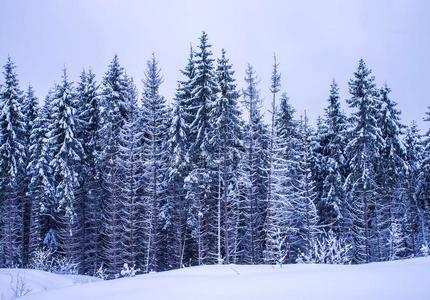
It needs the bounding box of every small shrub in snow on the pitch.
[30,248,55,272]
[119,263,140,278]
[9,272,32,298]
[30,248,78,275]
[297,230,352,264]
[388,221,406,260]
[94,264,108,280]
[420,244,429,257]
[54,257,79,275]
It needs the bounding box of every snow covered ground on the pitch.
[1,257,429,300]
[0,268,98,299]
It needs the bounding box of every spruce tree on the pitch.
[47,69,84,267]
[275,93,300,149]
[310,115,327,206]
[167,47,195,268]
[317,81,349,235]
[141,54,170,272]
[21,86,41,262]
[403,122,423,255]
[376,84,406,260]
[186,33,219,154]
[27,103,53,261]
[21,85,39,265]
[345,59,383,263]
[417,107,430,250]
[288,113,319,261]
[75,69,103,274]
[179,45,196,128]
[117,96,144,272]
[0,57,26,267]
[266,54,281,240]
[33,89,58,254]
[184,32,220,265]
[99,55,130,277]
[264,93,299,264]
[237,65,269,264]
[210,49,242,263]
[263,125,290,265]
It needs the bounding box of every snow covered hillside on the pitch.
[0,268,98,299]
[5,257,428,300]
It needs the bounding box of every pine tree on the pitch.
[0,57,26,267]
[141,54,170,272]
[75,69,103,274]
[167,97,189,268]
[316,81,349,235]
[403,122,423,255]
[22,86,39,143]
[237,65,269,264]
[266,55,281,241]
[184,32,220,265]
[263,128,290,265]
[99,55,131,277]
[417,107,430,250]
[345,59,383,263]
[178,45,196,128]
[375,84,406,260]
[275,93,300,148]
[37,88,59,253]
[167,47,195,268]
[310,115,327,205]
[264,93,299,264]
[117,96,144,272]
[20,85,39,265]
[47,69,84,267]
[27,103,53,261]
[388,219,405,260]
[21,86,41,263]
[186,33,219,154]
[288,113,319,261]
[209,49,242,264]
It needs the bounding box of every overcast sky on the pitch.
[1,0,429,128]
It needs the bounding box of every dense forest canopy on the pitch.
[0,32,429,278]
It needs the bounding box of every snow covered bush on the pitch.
[95,264,108,280]
[297,230,351,264]
[420,244,429,257]
[30,248,78,275]
[119,263,140,278]
[30,248,55,272]
[388,221,406,260]
[54,257,79,275]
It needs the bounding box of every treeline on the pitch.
[0,32,429,277]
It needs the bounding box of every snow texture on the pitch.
[2,257,427,300]
[0,268,98,299]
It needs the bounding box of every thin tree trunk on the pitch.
[223,139,229,263]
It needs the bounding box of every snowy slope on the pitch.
[0,269,98,300]
[8,257,430,300]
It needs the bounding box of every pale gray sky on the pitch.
[1,0,429,128]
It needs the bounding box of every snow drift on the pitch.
[0,268,97,299]
[2,257,429,300]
